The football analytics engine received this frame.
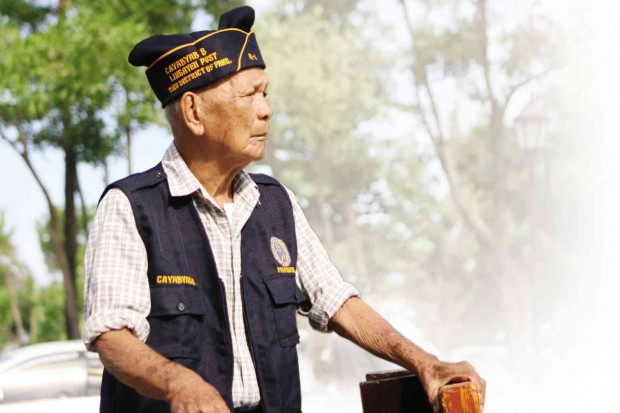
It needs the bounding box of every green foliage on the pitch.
[0,5,138,173]
[0,0,240,341]
[0,212,33,348]
[36,206,91,275]
[272,0,362,24]
[0,289,11,350]
[0,210,72,351]
[0,0,246,169]
[29,283,66,344]
[0,0,572,365]
[259,6,387,195]
[258,0,567,355]
[0,0,50,29]
[36,206,90,320]
[387,0,569,349]
[257,3,392,287]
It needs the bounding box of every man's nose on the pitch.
[257,94,272,120]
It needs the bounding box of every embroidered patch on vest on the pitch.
[270,236,291,267]
[155,275,197,286]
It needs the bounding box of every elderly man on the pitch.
[83,6,484,413]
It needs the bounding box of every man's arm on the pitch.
[85,190,229,412]
[285,187,484,408]
[328,296,486,411]
[94,328,230,413]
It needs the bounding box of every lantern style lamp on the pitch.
[515,97,550,151]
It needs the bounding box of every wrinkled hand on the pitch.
[167,377,231,413]
[418,358,486,412]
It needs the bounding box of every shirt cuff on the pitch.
[83,309,150,351]
[308,282,360,332]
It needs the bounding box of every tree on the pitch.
[258,1,390,287]
[261,0,564,358]
[394,0,561,350]
[87,0,245,174]
[27,282,67,344]
[0,212,31,348]
[0,0,244,339]
[256,0,410,383]
[0,1,138,339]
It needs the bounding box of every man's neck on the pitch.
[174,140,247,208]
[188,159,240,208]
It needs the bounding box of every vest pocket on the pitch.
[146,285,207,358]
[263,275,305,347]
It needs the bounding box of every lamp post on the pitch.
[513,96,552,368]
[515,96,551,223]
[515,96,550,151]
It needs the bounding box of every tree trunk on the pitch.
[63,144,80,339]
[2,121,78,339]
[76,173,90,239]
[5,271,26,343]
[398,0,534,352]
[103,159,110,187]
[126,126,133,176]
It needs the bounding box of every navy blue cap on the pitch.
[129,6,266,107]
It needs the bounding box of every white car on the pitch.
[0,340,102,404]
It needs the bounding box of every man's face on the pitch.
[198,68,271,165]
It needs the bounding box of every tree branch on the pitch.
[12,123,56,216]
[476,0,499,110]
[398,0,494,248]
[503,66,555,112]
[398,0,440,145]
[398,0,416,43]
[412,83,438,144]
[420,72,494,247]
[1,122,73,285]
[75,171,90,240]
[421,71,447,145]
[125,125,133,176]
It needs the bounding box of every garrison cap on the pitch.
[128,6,266,107]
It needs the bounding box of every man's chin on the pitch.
[250,141,266,160]
[239,150,265,168]
[253,150,266,161]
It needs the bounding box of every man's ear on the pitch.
[179,92,205,135]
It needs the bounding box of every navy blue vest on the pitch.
[98,163,306,413]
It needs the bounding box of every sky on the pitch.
[0,0,618,411]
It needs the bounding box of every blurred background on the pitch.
[0,0,618,411]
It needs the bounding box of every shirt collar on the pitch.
[161,143,259,207]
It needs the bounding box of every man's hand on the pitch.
[329,297,486,412]
[417,357,486,412]
[167,376,230,413]
[94,328,230,413]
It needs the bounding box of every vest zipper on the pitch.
[240,274,266,408]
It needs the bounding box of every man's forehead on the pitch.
[228,68,268,89]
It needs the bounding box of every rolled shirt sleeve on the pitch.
[83,188,151,351]
[286,188,360,332]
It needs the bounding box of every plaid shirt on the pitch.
[83,143,359,407]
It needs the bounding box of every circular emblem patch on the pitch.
[270,236,291,267]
